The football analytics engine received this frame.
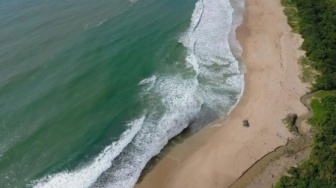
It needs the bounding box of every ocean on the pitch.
[0,0,245,187]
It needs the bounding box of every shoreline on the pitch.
[135,0,308,187]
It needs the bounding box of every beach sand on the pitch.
[135,0,308,187]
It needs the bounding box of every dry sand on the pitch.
[135,0,308,187]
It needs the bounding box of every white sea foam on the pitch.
[139,75,157,91]
[97,19,108,27]
[91,75,202,188]
[181,0,244,113]
[31,117,145,188]
[31,0,245,187]
[225,0,246,115]
[228,0,246,58]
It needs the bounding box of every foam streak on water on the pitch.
[31,0,245,187]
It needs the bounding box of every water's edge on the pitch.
[136,0,247,184]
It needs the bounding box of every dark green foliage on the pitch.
[276,95,336,188]
[281,0,336,91]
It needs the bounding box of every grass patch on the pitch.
[315,91,336,98]
[309,91,336,126]
[299,56,316,83]
[281,0,300,33]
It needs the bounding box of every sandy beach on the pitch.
[135,0,308,187]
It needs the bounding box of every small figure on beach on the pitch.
[242,119,249,127]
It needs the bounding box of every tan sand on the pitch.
[135,0,308,187]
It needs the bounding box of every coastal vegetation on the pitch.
[281,0,300,33]
[281,0,336,90]
[277,0,336,187]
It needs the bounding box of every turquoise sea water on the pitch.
[0,0,245,187]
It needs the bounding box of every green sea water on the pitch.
[0,0,245,187]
